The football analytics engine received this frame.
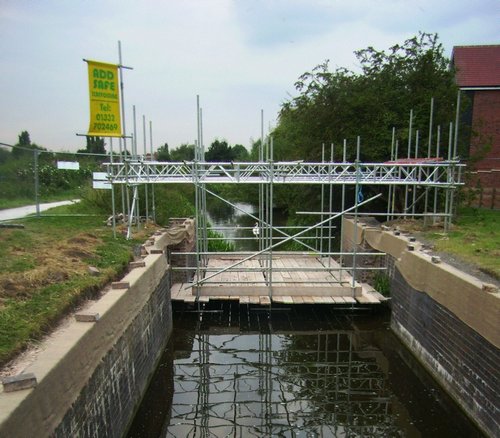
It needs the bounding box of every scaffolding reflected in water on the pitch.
[165,307,401,437]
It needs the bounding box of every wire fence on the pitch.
[0,141,110,217]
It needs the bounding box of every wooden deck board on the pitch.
[260,296,271,305]
[172,256,381,306]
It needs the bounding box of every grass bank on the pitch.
[0,201,159,367]
[422,207,499,280]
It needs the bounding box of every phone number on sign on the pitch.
[92,122,119,132]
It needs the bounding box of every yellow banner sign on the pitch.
[87,60,122,137]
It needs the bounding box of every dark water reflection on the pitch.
[128,304,482,437]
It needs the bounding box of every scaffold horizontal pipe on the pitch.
[181,279,361,284]
[297,211,452,217]
[170,251,386,256]
[203,236,336,241]
[209,225,338,231]
[171,266,386,272]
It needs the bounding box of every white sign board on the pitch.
[57,161,80,170]
[92,172,108,181]
[92,180,112,190]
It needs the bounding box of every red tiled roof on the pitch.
[452,45,500,88]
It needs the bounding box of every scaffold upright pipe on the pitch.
[351,137,361,294]
[188,192,383,289]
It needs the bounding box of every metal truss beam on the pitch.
[105,160,464,187]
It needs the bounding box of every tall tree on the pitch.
[271,32,459,213]
[206,140,234,162]
[157,143,171,161]
[275,32,458,163]
[170,143,195,161]
[231,144,250,161]
[85,136,106,154]
[13,131,44,158]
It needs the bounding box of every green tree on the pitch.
[77,136,105,155]
[157,143,171,161]
[275,32,457,163]
[271,32,459,214]
[12,131,45,158]
[170,143,195,161]
[231,144,250,161]
[206,139,234,162]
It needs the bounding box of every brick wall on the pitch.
[341,219,499,436]
[53,270,172,438]
[468,90,500,187]
[391,268,499,436]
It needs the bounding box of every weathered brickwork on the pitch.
[470,90,500,173]
[341,220,499,437]
[168,239,196,284]
[53,271,172,438]
[391,266,499,436]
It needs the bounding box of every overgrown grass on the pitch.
[0,201,155,366]
[207,228,235,252]
[423,207,500,279]
[374,272,391,297]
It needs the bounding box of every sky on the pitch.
[0,0,499,154]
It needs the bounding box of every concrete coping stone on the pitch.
[75,312,100,322]
[2,373,37,393]
[407,244,415,251]
[111,281,130,290]
[408,236,416,242]
[129,261,146,269]
[431,256,441,264]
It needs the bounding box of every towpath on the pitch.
[0,200,80,221]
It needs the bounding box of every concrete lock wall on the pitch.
[342,217,500,437]
[0,231,175,438]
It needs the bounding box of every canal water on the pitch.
[127,202,482,437]
[127,303,482,437]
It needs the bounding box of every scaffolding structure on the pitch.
[104,135,464,304]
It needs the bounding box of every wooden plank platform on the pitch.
[171,255,385,306]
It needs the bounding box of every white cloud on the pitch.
[0,0,498,152]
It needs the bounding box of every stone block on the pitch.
[2,373,37,392]
[75,312,100,322]
[112,281,130,290]
[394,230,401,236]
[431,256,441,264]
[88,266,101,276]
[150,249,163,254]
[409,236,416,242]
[407,244,415,251]
[129,261,146,269]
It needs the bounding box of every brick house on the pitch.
[452,45,500,208]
